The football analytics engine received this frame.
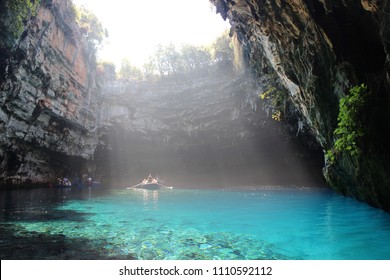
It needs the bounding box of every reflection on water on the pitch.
[1,186,390,260]
[142,189,159,210]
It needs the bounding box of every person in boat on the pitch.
[146,174,153,183]
[87,177,92,187]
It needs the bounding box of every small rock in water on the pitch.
[199,243,212,249]
[143,241,153,248]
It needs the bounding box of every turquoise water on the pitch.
[1,186,390,259]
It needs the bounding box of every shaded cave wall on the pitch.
[210,0,390,210]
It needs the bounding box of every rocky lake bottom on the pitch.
[1,186,390,260]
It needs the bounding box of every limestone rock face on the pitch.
[0,0,98,185]
[210,0,390,210]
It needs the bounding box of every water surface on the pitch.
[1,186,390,259]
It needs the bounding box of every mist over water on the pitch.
[100,141,325,189]
[96,73,324,189]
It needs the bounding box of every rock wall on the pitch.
[210,0,390,210]
[0,0,98,185]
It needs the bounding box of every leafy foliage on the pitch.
[119,58,142,80]
[146,43,211,77]
[258,86,286,121]
[181,44,212,73]
[97,61,116,81]
[109,30,234,81]
[326,84,369,164]
[142,30,233,79]
[73,6,108,51]
[153,43,183,76]
[211,29,234,65]
[7,0,40,38]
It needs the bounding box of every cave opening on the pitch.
[0,0,326,189]
[79,0,326,188]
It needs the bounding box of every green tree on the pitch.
[165,43,183,75]
[142,30,233,79]
[153,44,169,76]
[211,29,234,65]
[143,58,158,81]
[326,84,369,163]
[6,0,40,38]
[153,43,183,76]
[74,6,108,51]
[119,58,142,80]
[181,44,211,73]
[97,61,116,81]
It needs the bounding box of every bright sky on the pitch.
[72,0,230,69]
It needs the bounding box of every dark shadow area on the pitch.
[0,187,110,222]
[1,208,90,223]
[308,0,385,75]
[0,224,136,260]
[0,187,136,259]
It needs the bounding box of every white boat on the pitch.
[127,178,173,190]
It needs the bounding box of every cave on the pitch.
[0,0,388,209]
[1,0,390,263]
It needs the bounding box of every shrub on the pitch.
[8,0,40,38]
[326,84,369,164]
[258,86,285,121]
[72,5,107,51]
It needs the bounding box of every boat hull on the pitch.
[134,183,165,190]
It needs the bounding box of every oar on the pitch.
[158,183,173,189]
[126,182,143,189]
